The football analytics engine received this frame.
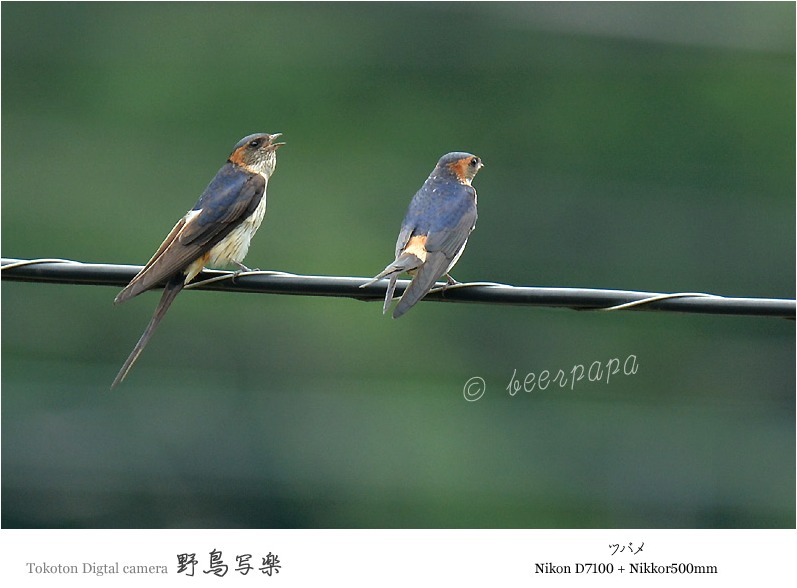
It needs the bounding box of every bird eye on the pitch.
[470,158,480,167]
[249,138,263,149]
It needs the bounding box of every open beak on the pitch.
[268,133,286,149]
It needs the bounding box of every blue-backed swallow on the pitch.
[111,132,284,388]
[361,152,483,318]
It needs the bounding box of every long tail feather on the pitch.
[111,275,185,389]
[360,253,422,289]
[382,275,399,314]
[360,253,422,313]
[392,251,449,319]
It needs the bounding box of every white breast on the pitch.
[207,175,269,267]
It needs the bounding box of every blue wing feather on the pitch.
[181,164,265,246]
[115,163,264,302]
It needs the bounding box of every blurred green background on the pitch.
[2,2,794,529]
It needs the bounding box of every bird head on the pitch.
[228,132,285,176]
[436,152,483,185]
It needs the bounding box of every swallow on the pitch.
[111,132,284,388]
[361,152,483,318]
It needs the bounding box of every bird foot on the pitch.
[234,261,257,272]
[231,262,259,283]
[445,273,460,286]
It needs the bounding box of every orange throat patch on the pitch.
[447,158,473,185]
